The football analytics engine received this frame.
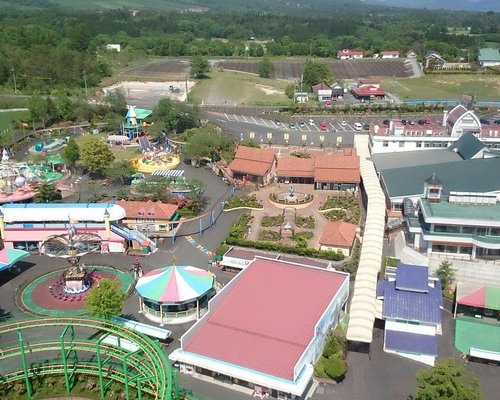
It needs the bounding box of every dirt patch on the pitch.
[102,80,196,108]
[255,84,284,96]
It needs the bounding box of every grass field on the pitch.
[16,0,195,11]
[190,70,290,106]
[0,110,29,131]
[382,74,500,100]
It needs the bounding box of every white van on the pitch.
[353,122,363,131]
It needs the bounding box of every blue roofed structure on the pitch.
[395,263,429,293]
[378,263,443,366]
[384,331,438,357]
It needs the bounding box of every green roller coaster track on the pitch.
[0,316,180,400]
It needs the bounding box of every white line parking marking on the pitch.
[242,115,249,123]
[233,114,239,122]
[224,113,229,120]
[261,118,268,127]
[252,116,259,125]
[346,123,354,130]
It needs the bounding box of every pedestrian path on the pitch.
[185,236,216,258]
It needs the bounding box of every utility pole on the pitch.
[83,70,88,98]
[11,67,17,94]
[300,73,304,96]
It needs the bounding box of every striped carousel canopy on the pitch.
[136,265,214,303]
[151,169,184,178]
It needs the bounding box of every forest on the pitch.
[0,6,497,93]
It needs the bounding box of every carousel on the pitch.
[136,262,217,325]
[39,224,103,294]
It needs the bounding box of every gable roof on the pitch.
[116,200,178,220]
[448,132,486,160]
[182,258,348,381]
[446,104,470,126]
[381,50,400,55]
[313,153,360,183]
[478,48,500,62]
[319,221,357,248]
[380,157,500,198]
[337,49,363,56]
[311,82,332,93]
[229,146,276,177]
[276,157,315,178]
[395,263,429,293]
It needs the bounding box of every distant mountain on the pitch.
[363,0,499,12]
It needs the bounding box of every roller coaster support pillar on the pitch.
[122,349,142,400]
[17,329,33,400]
[60,324,76,394]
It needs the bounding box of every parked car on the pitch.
[308,119,315,126]
[494,120,500,125]
[320,121,328,131]
[275,119,281,125]
[363,123,370,130]
[288,123,296,130]
[480,118,490,125]
[353,122,363,131]
[408,120,416,125]
[299,121,306,128]
[423,118,432,124]
[382,119,390,126]
[341,120,347,126]
[418,119,425,125]
[401,119,407,125]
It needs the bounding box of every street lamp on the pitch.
[11,67,17,94]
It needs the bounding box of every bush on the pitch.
[215,243,230,256]
[323,356,347,382]
[385,257,400,268]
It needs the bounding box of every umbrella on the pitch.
[136,265,214,303]
[0,248,30,272]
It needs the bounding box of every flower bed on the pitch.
[258,230,281,241]
[261,214,284,227]
[224,194,263,210]
[295,215,316,229]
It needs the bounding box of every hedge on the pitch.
[225,237,344,261]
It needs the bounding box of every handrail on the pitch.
[0,316,175,400]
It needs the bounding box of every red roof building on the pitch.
[337,49,364,59]
[319,221,357,256]
[170,258,349,397]
[381,50,400,58]
[116,200,178,235]
[276,149,360,190]
[351,85,386,100]
[228,145,277,186]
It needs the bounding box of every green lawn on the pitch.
[190,70,290,106]
[382,74,500,101]
[0,110,29,131]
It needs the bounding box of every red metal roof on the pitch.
[381,50,400,55]
[337,49,363,56]
[116,200,178,220]
[183,258,347,380]
[351,86,386,97]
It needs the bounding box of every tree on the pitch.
[63,138,80,168]
[105,89,127,114]
[29,93,48,129]
[190,55,210,78]
[181,126,234,162]
[415,359,482,400]
[33,182,62,203]
[258,57,274,78]
[86,278,125,319]
[436,260,455,291]
[302,60,333,88]
[106,160,136,184]
[80,136,115,176]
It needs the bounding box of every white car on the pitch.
[353,122,362,131]
[341,121,347,126]
[308,119,315,126]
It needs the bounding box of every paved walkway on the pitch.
[245,183,333,249]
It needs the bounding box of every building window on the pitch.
[383,141,389,147]
[416,142,422,147]
[399,141,405,147]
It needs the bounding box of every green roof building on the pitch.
[478,48,500,67]
[407,174,500,260]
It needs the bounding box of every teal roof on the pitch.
[126,108,152,120]
[478,48,500,62]
[381,157,500,198]
[455,317,500,355]
[448,132,486,160]
[420,198,500,222]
